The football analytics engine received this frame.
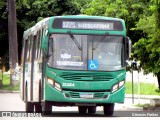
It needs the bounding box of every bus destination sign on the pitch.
[62,21,114,30]
[52,18,123,31]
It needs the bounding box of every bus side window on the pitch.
[26,37,31,61]
[39,29,43,60]
[21,39,25,65]
[36,29,43,60]
[35,31,38,59]
[29,35,34,62]
[36,30,40,60]
[32,35,37,61]
[23,39,29,65]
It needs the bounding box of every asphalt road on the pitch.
[0,93,159,120]
[0,92,136,111]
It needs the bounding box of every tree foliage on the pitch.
[133,0,160,73]
[0,0,8,69]
[132,0,160,89]
[16,0,81,29]
[83,0,150,44]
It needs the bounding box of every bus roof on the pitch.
[23,15,124,39]
[50,15,124,21]
[23,17,49,39]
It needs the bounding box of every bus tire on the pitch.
[25,102,34,113]
[88,106,96,114]
[35,103,42,113]
[103,103,114,116]
[35,80,42,113]
[25,82,34,113]
[78,106,87,114]
[42,102,52,115]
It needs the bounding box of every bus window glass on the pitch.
[36,30,40,59]
[26,38,30,61]
[47,34,124,71]
[89,36,123,71]
[39,29,43,59]
[48,34,87,70]
[23,39,28,63]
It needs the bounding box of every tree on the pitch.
[8,0,19,86]
[0,0,9,70]
[83,0,150,44]
[17,0,81,29]
[133,0,160,90]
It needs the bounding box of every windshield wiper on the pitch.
[92,32,109,50]
[67,31,82,50]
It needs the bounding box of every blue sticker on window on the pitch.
[88,60,98,70]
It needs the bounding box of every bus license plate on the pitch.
[80,93,94,99]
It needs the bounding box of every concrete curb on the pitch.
[0,90,19,93]
[125,94,160,99]
[123,104,143,110]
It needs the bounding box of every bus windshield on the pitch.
[47,34,124,71]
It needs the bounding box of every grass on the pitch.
[0,73,20,91]
[135,103,150,108]
[2,74,10,85]
[125,81,159,95]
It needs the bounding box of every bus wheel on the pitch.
[35,103,42,113]
[88,106,96,114]
[78,106,87,114]
[25,82,34,113]
[42,102,52,115]
[103,103,114,116]
[25,102,34,113]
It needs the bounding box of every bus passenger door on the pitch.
[20,39,28,101]
[32,30,43,102]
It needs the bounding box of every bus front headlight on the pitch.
[112,80,125,93]
[112,84,119,93]
[47,78,62,92]
[119,80,125,88]
[55,82,62,91]
[48,78,54,87]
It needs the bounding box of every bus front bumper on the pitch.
[45,84,125,105]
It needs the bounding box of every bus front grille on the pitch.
[59,72,114,81]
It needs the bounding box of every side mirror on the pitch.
[42,30,48,55]
[48,38,54,58]
[126,37,132,60]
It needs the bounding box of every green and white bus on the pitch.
[20,15,131,116]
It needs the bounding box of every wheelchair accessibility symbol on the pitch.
[88,60,98,70]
